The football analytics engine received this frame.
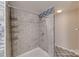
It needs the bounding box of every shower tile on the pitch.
[55,46,79,57]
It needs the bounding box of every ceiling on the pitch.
[8,1,79,15]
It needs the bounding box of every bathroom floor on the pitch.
[55,46,79,57]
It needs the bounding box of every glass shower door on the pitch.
[0,1,4,57]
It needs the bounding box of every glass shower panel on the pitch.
[0,1,4,57]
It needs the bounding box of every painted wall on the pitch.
[55,9,79,52]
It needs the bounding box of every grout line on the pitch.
[9,7,13,57]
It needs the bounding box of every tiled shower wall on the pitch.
[11,8,40,56]
[10,7,54,56]
[39,14,54,56]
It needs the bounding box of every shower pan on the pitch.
[6,2,55,57]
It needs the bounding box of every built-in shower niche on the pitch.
[10,7,54,57]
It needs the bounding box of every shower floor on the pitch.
[18,46,79,57]
[55,46,79,57]
[18,47,49,57]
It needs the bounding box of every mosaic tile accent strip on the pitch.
[55,46,79,57]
